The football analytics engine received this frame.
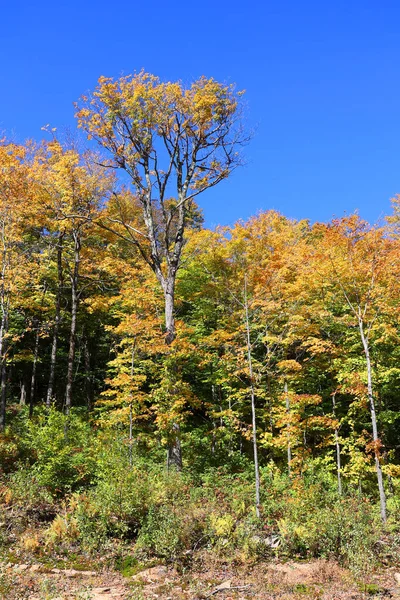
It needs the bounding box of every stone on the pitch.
[30,564,41,572]
[214,580,232,591]
[50,567,96,577]
[132,565,169,582]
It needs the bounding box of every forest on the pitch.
[1,72,400,599]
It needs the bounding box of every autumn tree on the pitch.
[308,216,400,522]
[76,72,246,342]
[31,141,114,413]
[0,142,42,429]
[76,72,247,467]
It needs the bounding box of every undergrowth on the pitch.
[0,407,399,577]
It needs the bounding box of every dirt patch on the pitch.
[3,559,399,600]
[0,564,131,599]
[264,560,347,585]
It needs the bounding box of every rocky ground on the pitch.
[2,559,399,600]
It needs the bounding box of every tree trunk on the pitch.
[284,381,292,478]
[332,393,342,496]
[244,275,261,518]
[167,423,182,470]
[129,344,135,467]
[83,335,93,411]
[19,380,26,405]
[129,402,133,467]
[65,232,80,415]
[211,384,217,455]
[165,355,183,471]
[0,309,8,432]
[0,224,8,433]
[0,302,9,433]
[29,326,40,418]
[0,360,6,432]
[47,233,64,407]
[163,275,183,471]
[164,279,176,345]
[359,317,387,522]
[0,355,7,433]
[47,326,59,407]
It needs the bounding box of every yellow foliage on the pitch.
[45,513,79,546]
[209,513,235,538]
[20,531,41,553]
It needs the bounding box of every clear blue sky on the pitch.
[2,0,399,227]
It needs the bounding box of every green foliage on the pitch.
[5,468,54,508]
[278,493,379,563]
[22,408,97,495]
[114,554,140,577]
[135,505,189,560]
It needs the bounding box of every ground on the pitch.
[2,559,399,600]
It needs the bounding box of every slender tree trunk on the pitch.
[47,331,58,407]
[47,233,64,407]
[0,359,6,431]
[284,381,292,478]
[163,274,183,471]
[227,396,234,453]
[83,335,93,411]
[65,232,80,415]
[332,393,342,496]
[167,422,182,470]
[359,317,387,522]
[0,329,7,433]
[29,326,40,418]
[244,275,261,518]
[211,384,217,455]
[0,303,8,432]
[129,402,133,467]
[219,386,224,427]
[19,380,26,405]
[211,422,216,455]
[165,342,183,471]
[164,279,176,345]
[129,344,135,467]
[0,222,8,433]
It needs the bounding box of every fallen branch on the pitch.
[206,583,252,597]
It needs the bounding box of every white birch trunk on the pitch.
[65,231,80,415]
[332,393,342,496]
[244,275,261,518]
[47,233,64,407]
[358,317,387,522]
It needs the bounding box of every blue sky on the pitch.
[1,0,399,227]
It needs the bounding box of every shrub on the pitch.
[275,479,381,574]
[23,408,98,495]
[4,468,54,508]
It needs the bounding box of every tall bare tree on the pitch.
[76,72,247,467]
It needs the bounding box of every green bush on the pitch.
[273,477,381,574]
[22,408,98,495]
[5,468,54,508]
[65,445,190,552]
[135,504,185,560]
